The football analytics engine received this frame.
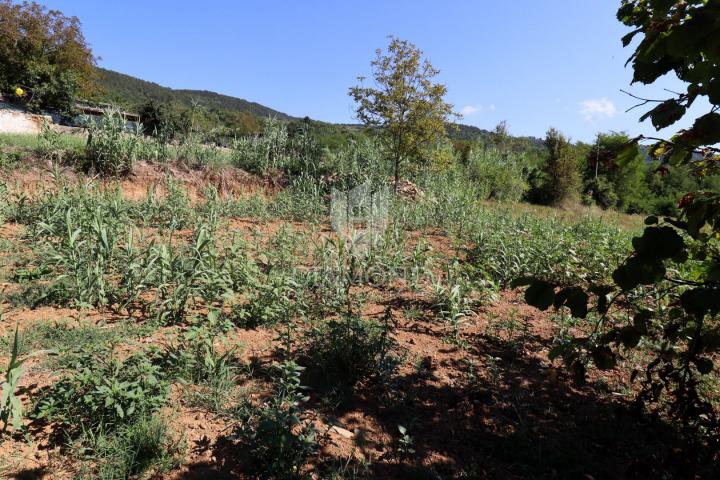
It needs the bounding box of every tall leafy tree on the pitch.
[584,132,647,211]
[0,0,96,114]
[519,0,720,441]
[349,36,458,191]
[542,128,582,205]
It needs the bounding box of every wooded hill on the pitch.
[96,67,294,121]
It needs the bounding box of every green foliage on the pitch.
[349,36,458,190]
[232,118,319,176]
[538,128,583,205]
[465,146,529,202]
[432,261,481,343]
[233,361,317,479]
[583,132,647,211]
[153,311,238,385]
[0,1,96,114]
[34,347,169,435]
[518,0,720,438]
[83,109,142,176]
[80,414,184,480]
[618,0,720,170]
[138,99,190,140]
[467,211,630,287]
[1,325,27,434]
[303,310,398,394]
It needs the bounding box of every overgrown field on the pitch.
[0,130,717,479]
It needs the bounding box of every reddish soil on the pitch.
[0,176,714,480]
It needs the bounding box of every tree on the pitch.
[0,1,96,115]
[583,132,647,211]
[541,128,582,205]
[519,0,720,440]
[349,37,458,191]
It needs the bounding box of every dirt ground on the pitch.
[0,166,715,479]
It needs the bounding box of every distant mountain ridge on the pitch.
[96,68,542,146]
[96,68,294,120]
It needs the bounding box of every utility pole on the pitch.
[594,133,600,179]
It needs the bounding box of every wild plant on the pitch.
[84,413,184,480]
[38,206,121,308]
[82,108,142,176]
[230,269,297,328]
[113,229,154,315]
[153,311,238,385]
[233,361,318,479]
[0,182,7,224]
[232,118,319,176]
[1,325,28,434]
[303,308,398,394]
[134,178,193,230]
[34,346,169,436]
[149,222,232,324]
[396,425,416,461]
[432,261,475,344]
[36,120,69,164]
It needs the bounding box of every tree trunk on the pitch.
[394,155,401,194]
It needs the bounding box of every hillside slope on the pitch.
[96,68,294,120]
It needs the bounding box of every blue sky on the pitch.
[39,0,709,143]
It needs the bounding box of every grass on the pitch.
[0,132,86,150]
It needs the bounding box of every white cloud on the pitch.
[461,104,495,116]
[578,98,617,121]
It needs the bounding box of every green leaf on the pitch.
[553,287,589,318]
[631,226,685,260]
[524,280,555,311]
[691,113,720,145]
[644,215,658,225]
[694,357,713,375]
[591,346,617,370]
[619,326,642,348]
[621,29,641,47]
[708,77,720,105]
[640,100,686,130]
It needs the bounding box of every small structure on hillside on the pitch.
[330,181,390,249]
[69,102,140,130]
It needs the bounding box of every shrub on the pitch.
[232,118,319,176]
[84,414,184,480]
[83,109,141,176]
[153,312,238,385]
[233,361,317,479]
[303,312,398,393]
[583,176,619,209]
[466,147,529,202]
[34,348,169,435]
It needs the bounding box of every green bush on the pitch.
[232,118,319,176]
[303,313,398,393]
[83,109,142,176]
[466,147,529,202]
[583,176,619,209]
[84,414,184,480]
[34,348,169,435]
[234,361,317,479]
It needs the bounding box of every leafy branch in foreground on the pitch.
[518,0,720,439]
